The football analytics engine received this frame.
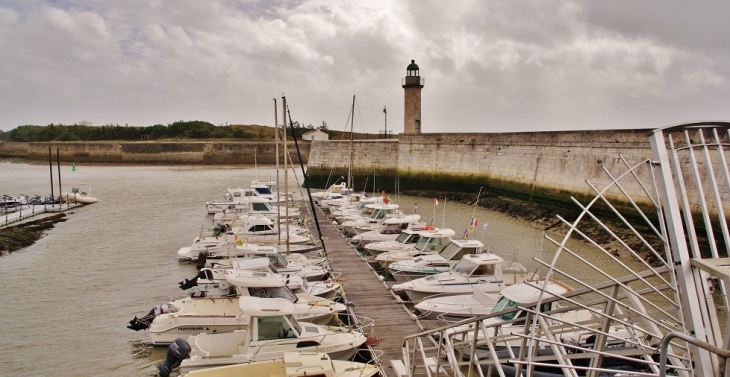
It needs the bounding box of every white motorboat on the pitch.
[61,184,97,204]
[311,182,349,205]
[414,285,502,320]
[250,181,292,205]
[363,228,423,257]
[448,280,634,356]
[374,227,455,268]
[226,254,328,282]
[190,257,340,299]
[349,214,426,247]
[177,297,367,373]
[392,253,534,303]
[206,188,287,214]
[339,203,403,236]
[220,215,312,245]
[128,266,346,345]
[329,197,384,223]
[177,351,380,377]
[180,257,307,291]
[387,239,484,283]
[212,197,301,222]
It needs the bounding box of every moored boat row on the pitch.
[129,179,382,377]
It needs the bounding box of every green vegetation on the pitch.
[0,120,377,142]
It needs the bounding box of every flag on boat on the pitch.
[483,223,488,230]
[414,202,418,213]
[71,163,77,172]
[463,229,469,238]
[469,218,477,231]
[433,198,439,206]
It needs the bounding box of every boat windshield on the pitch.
[273,253,288,267]
[395,232,416,243]
[380,223,403,234]
[254,186,273,195]
[416,236,449,252]
[492,296,522,321]
[256,314,301,340]
[248,286,298,303]
[371,209,386,219]
[453,258,479,276]
[439,244,479,260]
[251,202,272,211]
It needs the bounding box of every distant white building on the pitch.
[302,129,329,141]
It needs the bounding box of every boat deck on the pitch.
[307,204,429,377]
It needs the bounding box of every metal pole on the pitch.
[274,98,280,245]
[383,106,387,139]
[282,95,290,254]
[56,148,62,200]
[48,146,54,199]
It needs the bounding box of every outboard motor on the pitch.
[127,303,178,331]
[157,338,191,377]
[196,251,209,269]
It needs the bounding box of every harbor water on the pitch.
[0,162,639,376]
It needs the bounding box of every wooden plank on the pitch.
[303,204,425,377]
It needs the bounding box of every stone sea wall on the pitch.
[306,129,730,216]
[0,141,309,165]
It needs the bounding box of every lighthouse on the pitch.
[402,59,424,134]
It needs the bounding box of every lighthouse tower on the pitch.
[402,59,424,134]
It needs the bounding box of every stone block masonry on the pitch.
[306,129,730,217]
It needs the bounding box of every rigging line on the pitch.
[354,95,368,133]
[284,102,328,254]
[255,96,277,127]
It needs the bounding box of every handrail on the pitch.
[659,332,730,376]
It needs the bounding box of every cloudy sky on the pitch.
[0,0,728,134]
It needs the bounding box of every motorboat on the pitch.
[311,182,349,205]
[338,203,403,236]
[0,194,30,213]
[225,254,328,282]
[414,284,502,320]
[391,253,534,303]
[212,197,301,222]
[387,239,484,283]
[177,238,321,262]
[206,188,286,214]
[250,181,292,205]
[374,227,455,268]
[177,297,368,373]
[363,228,423,257]
[176,351,380,377]
[218,215,312,245]
[190,259,340,299]
[349,214,426,247]
[329,196,384,223]
[127,265,346,345]
[448,280,634,355]
[61,184,97,204]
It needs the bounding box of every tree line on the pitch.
[0,120,322,142]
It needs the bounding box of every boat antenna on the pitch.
[285,101,328,254]
[442,196,446,228]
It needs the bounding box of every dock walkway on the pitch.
[0,203,84,229]
[309,205,426,377]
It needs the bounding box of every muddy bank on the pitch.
[0,214,68,255]
[405,189,665,264]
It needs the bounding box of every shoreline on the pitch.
[0,214,68,255]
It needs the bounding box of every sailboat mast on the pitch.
[274,98,281,245]
[282,95,290,254]
[348,95,355,191]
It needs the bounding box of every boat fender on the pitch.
[157,338,191,377]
